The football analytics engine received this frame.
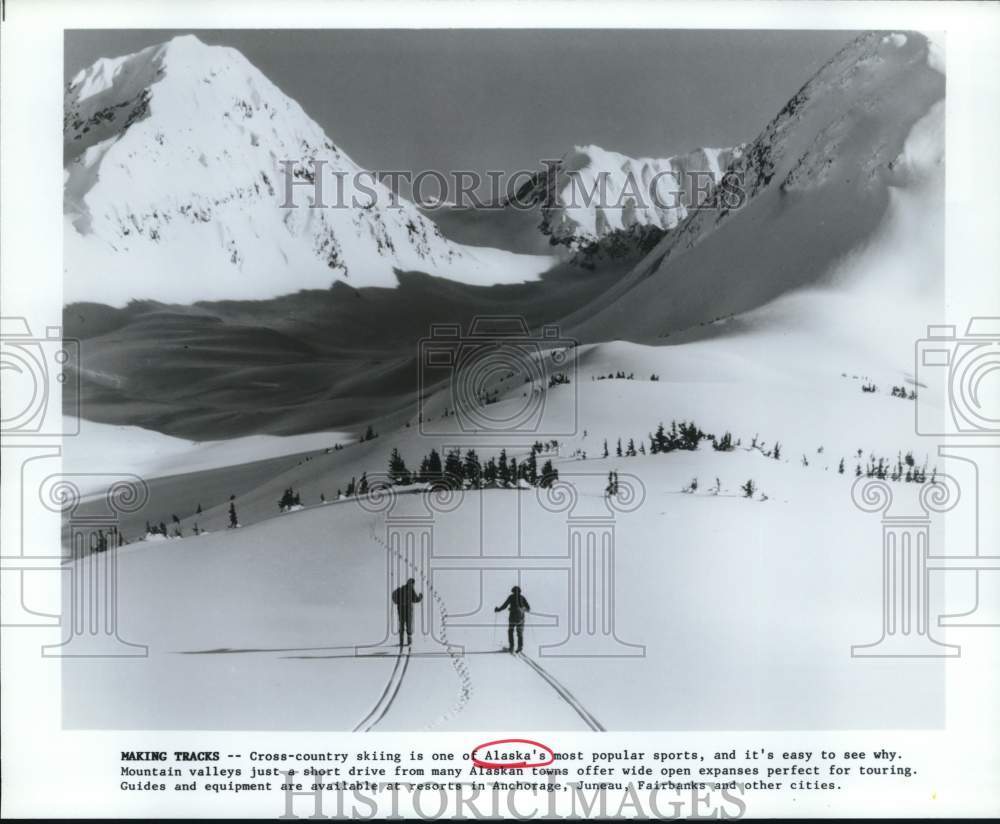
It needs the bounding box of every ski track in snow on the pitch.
[363,522,473,731]
[516,653,606,732]
[353,645,411,733]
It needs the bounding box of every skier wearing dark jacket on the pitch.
[391,578,423,646]
[495,586,530,653]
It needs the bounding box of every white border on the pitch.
[2,1,999,817]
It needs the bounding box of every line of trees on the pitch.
[855,450,935,483]
[387,444,558,490]
[600,420,713,460]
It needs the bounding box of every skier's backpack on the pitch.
[391,587,400,606]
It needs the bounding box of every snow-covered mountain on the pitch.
[509,143,745,250]
[61,31,956,739]
[427,143,745,266]
[63,35,556,306]
[564,31,945,343]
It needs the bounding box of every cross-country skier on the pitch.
[495,585,531,653]
[391,577,423,647]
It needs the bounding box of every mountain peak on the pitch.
[563,30,945,343]
[160,32,209,51]
[511,142,745,249]
[67,34,223,103]
[63,38,555,305]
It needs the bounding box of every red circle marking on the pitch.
[471,738,555,770]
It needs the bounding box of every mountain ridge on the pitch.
[562,30,945,343]
[63,34,556,306]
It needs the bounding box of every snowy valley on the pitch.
[57,30,955,733]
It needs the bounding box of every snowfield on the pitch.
[61,31,957,733]
[64,321,956,731]
[64,446,950,732]
[61,416,353,496]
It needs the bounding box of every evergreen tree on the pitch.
[228,497,239,528]
[616,438,623,457]
[358,473,369,495]
[388,448,411,485]
[484,457,498,486]
[444,449,464,487]
[346,477,356,497]
[196,503,202,515]
[525,449,538,486]
[602,439,609,459]
[678,421,705,451]
[838,458,845,474]
[418,448,443,482]
[713,432,734,452]
[498,449,510,485]
[651,423,666,454]
[626,438,637,457]
[540,459,558,488]
[464,450,482,487]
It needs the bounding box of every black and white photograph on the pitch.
[2,1,999,819]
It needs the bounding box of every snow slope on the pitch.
[563,31,944,343]
[61,416,352,496]
[60,31,954,733]
[63,328,954,731]
[63,35,556,306]
[64,227,956,731]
